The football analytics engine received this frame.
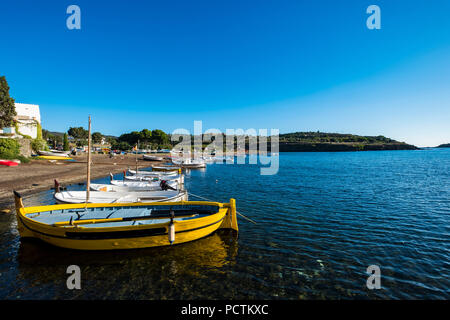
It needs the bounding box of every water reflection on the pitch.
[16,230,238,292]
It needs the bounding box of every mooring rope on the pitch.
[187,191,257,225]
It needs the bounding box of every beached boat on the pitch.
[35,155,73,160]
[142,155,164,161]
[38,150,70,157]
[0,160,19,167]
[54,189,187,204]
[90,180,178,192]
[13,191,238,250]
[50,149,71,155]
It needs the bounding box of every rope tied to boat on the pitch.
[187,192,257,225]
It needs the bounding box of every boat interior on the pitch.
[24,204,221,228]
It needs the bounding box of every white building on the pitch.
[0,103,41,139]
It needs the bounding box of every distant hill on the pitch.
[437,143,450,148]
[277,132,418,152]
[48,131,65,137]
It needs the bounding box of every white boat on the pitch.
[91,180,178,192]
[38,150,70,157]
[151,165,182,172]
[143,155,164,161]
[127,169,178,177]
[50,149,71,155]
[172,158,206,168]
[54,189,188,204]
[110,179,180,188]
[123,174,183,184]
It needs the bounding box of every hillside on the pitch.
[437,143,450,148]
[278,132,418,152]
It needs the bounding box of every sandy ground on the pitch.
[0,153,166,208]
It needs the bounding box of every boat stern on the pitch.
[220,198,239,232]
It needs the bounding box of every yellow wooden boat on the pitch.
[35,155,73,160]
[13,191,238,250]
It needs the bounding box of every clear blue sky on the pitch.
[1,0,449,147]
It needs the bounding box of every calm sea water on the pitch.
[0,149,449,299]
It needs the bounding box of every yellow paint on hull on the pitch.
[14,195,238,250]
[35,156,73,160]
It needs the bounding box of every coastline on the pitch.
[0,153,164,209]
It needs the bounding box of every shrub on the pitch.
[0,138,20,159]
[31,138,47,152]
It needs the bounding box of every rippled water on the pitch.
[0,149,449,299]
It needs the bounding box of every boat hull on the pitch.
[36,156,73,160]
[38,151,70,157]
[54,190,188,204]
[151,165,181,172]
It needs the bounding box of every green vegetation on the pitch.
[0,76,16,129]
[68,127,88,140]
[92,132,103,144]
[110,129,171,151]
[0,138,20,159]
[279,132,396,144]
[63,133,69,151]
[276,132,417,152]
[31,122,47,152]
[437,143,450,148]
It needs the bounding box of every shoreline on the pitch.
[0,153,164,209]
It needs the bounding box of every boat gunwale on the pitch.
[18,201,228,234]
[17,209,227,237]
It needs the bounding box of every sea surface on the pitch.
[0,149,449,299]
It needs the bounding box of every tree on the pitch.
[76,139,88,147]
[140,129,152,146]
[111,140,131,151]
[92,132,103,144]
[0,76,17,128]
[63,133,70,151]
[118,131,141,146]
[68,127,88,139]
[151,129,168,146]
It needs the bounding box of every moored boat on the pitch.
[127,169,179,177]
[54,189,188,204]
[151,165,182,172]
[90,180,178,192]
[172,158,206,168]
[13,191,238,250]
[142,155,164,161]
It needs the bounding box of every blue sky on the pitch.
[1,0,449,146]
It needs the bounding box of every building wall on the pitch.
[14,103,41,139]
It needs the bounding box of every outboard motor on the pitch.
[160,180,176,191]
